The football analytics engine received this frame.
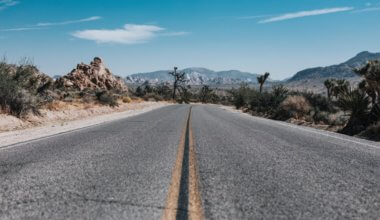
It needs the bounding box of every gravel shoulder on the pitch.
[0,101,170,148]
[218,104,380,146]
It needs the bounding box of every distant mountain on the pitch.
[287,51,380,82]
[125,67,259,85]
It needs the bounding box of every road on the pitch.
[0,105,379,219]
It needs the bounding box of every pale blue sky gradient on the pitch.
[1,0,380,79]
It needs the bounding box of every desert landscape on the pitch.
[0,1,379,219]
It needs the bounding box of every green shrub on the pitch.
[0,62,41,117]
[229,84,255,109]
[358,122,380,141]
[143,93,164,102]
[155,84,173,100]
[96,91,119,107]
[301,92,336,113]
[250,85,288,117]
[312,110,331,124]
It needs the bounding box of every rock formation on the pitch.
[55,57,127,91]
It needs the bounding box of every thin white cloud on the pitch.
[236,14,273,20]
[352,7,380,13]
[37,16,102,27]
[0,16,101,32]
[259,7,354,23]
[0,0,18,11]
[72,24,186,44]
[0,27,44,32]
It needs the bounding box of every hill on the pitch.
[287,51,380,82]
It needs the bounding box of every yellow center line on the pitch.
[163,106,204,220]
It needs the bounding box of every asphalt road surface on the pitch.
[0,105,379,219]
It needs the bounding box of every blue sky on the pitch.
[1,0,380,79]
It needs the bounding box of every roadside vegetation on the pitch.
[0,58,131,120]
[131,63,380,141]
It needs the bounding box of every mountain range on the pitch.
[126,68,260,85]
[125,51,380,86]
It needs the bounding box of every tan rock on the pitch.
[55,57,127,92]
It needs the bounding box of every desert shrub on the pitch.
[133,83,173,102]
[229,84,255,109]
[208,93,221,104]
[95,91,118,107]
[122,96,132,103]
[135,86,145,97]
[233,92,246,109]
[199,85,214,103]
[143,93,164,102]
[278,95,311,120]
[369,104,380,122]
[358,122,380,141]
[0,62,41,117]
[272,84,289,98]
[219,95,231,106]
[249,85,288,117]
[301,92,336,113]
[312,110,331,124]
[250,92,273,114]
[155,84,172,100]
[177,86,192,104]
[0,87,40,117]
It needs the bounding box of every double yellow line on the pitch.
[163,107,204,220]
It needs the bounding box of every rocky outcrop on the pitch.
[55,57,127,91]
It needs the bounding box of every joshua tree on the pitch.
[355,60,380,105]
[257,72,270,93]
[135,86,144,97]
[338,89,370,135]
[332,79,350,98]
[168,67,186,100]
[358,80,377,105]
[324,79,335,100]
[355,60,380,122]
[199,85,213,103]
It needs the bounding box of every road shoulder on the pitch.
[217,104,380,149]
[0,102,171,148]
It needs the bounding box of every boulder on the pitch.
[55,57,127,92]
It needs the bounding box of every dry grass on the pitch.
[131,97,144,103]
[45,100,97,111]
[122,96,132,103]
[45,101,68,111]
[280,95,311,119]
